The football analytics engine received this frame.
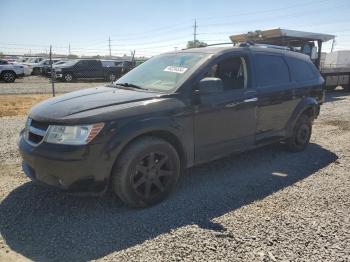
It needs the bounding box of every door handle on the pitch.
[244,97,258,103]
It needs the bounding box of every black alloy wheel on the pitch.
[112,137,181,207]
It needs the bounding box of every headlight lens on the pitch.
[55,68,62,72]
[44,123,104,145]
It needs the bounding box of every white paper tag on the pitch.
[164,66,188,74]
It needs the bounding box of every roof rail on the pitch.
[239,41,291,51]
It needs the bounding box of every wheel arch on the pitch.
[286,97,319,137]
[114,129,188,171]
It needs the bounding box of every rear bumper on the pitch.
[18,134,112,194]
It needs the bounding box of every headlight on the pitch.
[55,68,62,72]
[44,123,104,145]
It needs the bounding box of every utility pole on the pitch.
[131,50,135,62]
[193,19,197,48]
[68,43,71,55]
[331,39,335,52]
[49,45,55,97]
[108,36,112,57]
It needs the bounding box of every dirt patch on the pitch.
[0,95,52,117]
[323,120,350,131]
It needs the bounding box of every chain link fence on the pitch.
[0,46,146,96]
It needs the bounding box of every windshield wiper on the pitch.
[116,82,147,90]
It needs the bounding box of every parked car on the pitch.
[114,60,136,77]
[23,57,45,75]
[18,45,324,207]
[5,60,32,76]
[40,59,63,76]
[54,59,119,82]
[0,62,25,82]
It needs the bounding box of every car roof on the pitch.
[176,45,311,62]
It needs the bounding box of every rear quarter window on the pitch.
[286,57,317,82]
[255,53,290,87]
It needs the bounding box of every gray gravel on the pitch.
[0,76,109,94]
[0,91,349,262]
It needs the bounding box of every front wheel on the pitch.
[112,137,181,208]
[1,71,16,83]
[286,114,312,152]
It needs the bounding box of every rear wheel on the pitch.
[112,137,181,208]
[1,71,16,83]
[63,72,74,82]
[286,114,312,152]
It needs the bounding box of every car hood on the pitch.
[29,86,163,123]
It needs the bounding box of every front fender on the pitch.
[286,97,319,136]
[101,115,193,176]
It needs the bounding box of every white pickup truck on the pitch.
[0,60,25,82]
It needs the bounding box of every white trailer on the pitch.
[230,28,350,91]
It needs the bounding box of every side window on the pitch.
[255,54,290,87]
[286,57,316,82]
[205,56,248,90]
[77,60,86,66]
[87,60,99,67]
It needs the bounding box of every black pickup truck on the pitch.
[54,59,119,82]
[19,45,324,207]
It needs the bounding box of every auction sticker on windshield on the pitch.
[164,66,188,74]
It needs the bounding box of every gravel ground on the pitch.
[0,91,349,262]
[0,76,109,94]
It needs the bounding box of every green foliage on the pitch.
[187,40,207,49]
[67,54,79,59]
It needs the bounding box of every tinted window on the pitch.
[86,60,99,67]
[255,54,290,87]
[287,57,316,82]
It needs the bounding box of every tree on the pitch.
[0,52,4,58]
[186,40,207,49]
[67,54,79,59]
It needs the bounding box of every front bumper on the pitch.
[55,73,63,78]
[18,134,112,193]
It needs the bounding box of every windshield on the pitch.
[26,58,39,63]
[115,52,209,92]
[61,60,78,66]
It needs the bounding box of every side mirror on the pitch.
[198,77,223,95]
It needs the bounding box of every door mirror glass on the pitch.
[199,77,223,94]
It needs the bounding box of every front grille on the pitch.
[28,132,43,144]
[26,118,49,145]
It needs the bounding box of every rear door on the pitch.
[253,52,297,142]
[86,60,103,78]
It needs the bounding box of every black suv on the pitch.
[18,46,324,207]
[54,59,119,82]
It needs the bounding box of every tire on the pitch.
[63,72,74,82]
[112,136,181,208]
[107,73,117,82]
[1,71,16,83]
[286,114,312,152]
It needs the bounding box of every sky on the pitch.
[1,0,350,57]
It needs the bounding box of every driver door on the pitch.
[194,54,258,163]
